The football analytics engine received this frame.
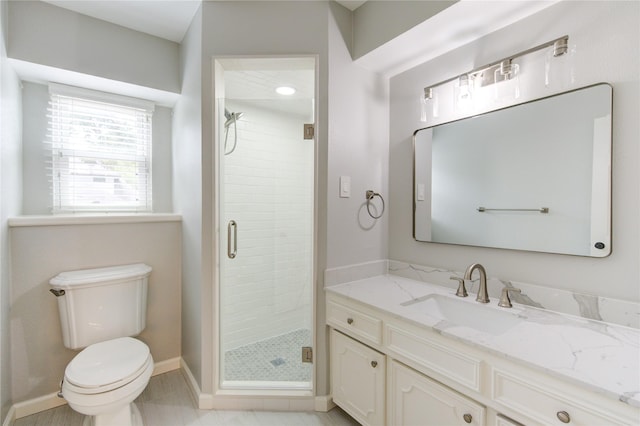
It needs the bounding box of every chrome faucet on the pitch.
[464,263,490,303]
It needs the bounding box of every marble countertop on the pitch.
[325,274,640,408]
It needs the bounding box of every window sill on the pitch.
[8,213,182,227]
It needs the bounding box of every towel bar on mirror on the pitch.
[477,207,549,213]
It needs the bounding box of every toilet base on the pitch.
[82,403,142,426]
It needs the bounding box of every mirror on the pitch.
[413,83,612,257]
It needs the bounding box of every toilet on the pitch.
[49,263,154,426]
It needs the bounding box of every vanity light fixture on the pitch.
[276,86,296,96]
[422,35,569,108]
[424,87,433,100]
[456,74,473,110]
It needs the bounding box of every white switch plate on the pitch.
[340,176,351,198]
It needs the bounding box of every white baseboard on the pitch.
[179,358,214,410]
[314,395,336,412]
[9,357,181,420]
[153,356,181,376]
[13,391,67,420]
[2,405,16,426]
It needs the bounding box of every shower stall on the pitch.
[215,57,316,392]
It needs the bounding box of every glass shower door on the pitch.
[217,57,316,390]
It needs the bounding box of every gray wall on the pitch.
[175,1,391,399]
[198,0,331,397]
[8,1,180,93]
[3,0,184,410]
[173,5,203,390]
[20,82,174,214]
[352,0,457,59]
[10,220,182,402]
[389,1,640,301]
[1,0,23,419]
[327,2,389,269]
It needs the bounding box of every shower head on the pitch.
[224,111,244,128]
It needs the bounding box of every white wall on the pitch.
[7,1,180,93]
[9,220,182,402]
[389,1,640,301]
[21,82,174,214]
[172,5,203,389]
[221,99,314,351]
[0,0,23,419]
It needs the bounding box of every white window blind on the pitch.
[47,84,154,213]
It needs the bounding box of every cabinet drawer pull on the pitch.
[347,317,354,325]
[557,411,571,423]
[371,360,378,368]
[463,413,472,423]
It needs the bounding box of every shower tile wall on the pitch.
[222,99,314,351]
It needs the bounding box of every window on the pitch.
[47,84,153,213]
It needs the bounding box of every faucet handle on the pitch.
[498,287,521,308]
[450,276,468,297]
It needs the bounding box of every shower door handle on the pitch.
[227,220,237,259]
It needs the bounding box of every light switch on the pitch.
[417,183,425,201]
[340,176,351,198]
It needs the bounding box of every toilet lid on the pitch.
[65,337,150,392]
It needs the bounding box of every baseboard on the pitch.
[13,391,66,420]
[152,356,181,376]
[10,357,181,420]
[314,395,336,412]
[179,358,214,410]
[2,405,16,426]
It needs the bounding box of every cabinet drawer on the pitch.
[386,323,481,392]
[327,300,382,344]
[492,368,629,425]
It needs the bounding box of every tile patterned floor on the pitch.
[13,370,359,426]
[224,329,312,383]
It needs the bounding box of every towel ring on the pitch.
[366,190,385,219]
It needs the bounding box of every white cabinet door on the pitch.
[331,329,386,426]
[389,360,486,426]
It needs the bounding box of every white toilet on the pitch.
[49,263,154,426]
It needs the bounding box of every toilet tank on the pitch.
[49,263,152,350]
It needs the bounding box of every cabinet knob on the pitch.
[371,360,378,368]
[347,318,354,325]
[463,413,472,423]
[556,411,571,423]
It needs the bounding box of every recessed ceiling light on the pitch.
[276,86,296,96]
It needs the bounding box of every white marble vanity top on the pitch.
[325,274,640,408]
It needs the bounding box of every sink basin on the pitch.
[401,294,523,335]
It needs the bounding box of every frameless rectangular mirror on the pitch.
[413,83,612,257]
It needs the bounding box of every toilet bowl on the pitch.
[62,337,154,426]
[49,263,154,426]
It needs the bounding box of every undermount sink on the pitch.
[401,294,524,335]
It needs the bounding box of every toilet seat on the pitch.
[65,337,151,395]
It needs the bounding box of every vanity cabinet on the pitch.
[330,329,386,426]
[389,360,485,426]
[326,291,639,426]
